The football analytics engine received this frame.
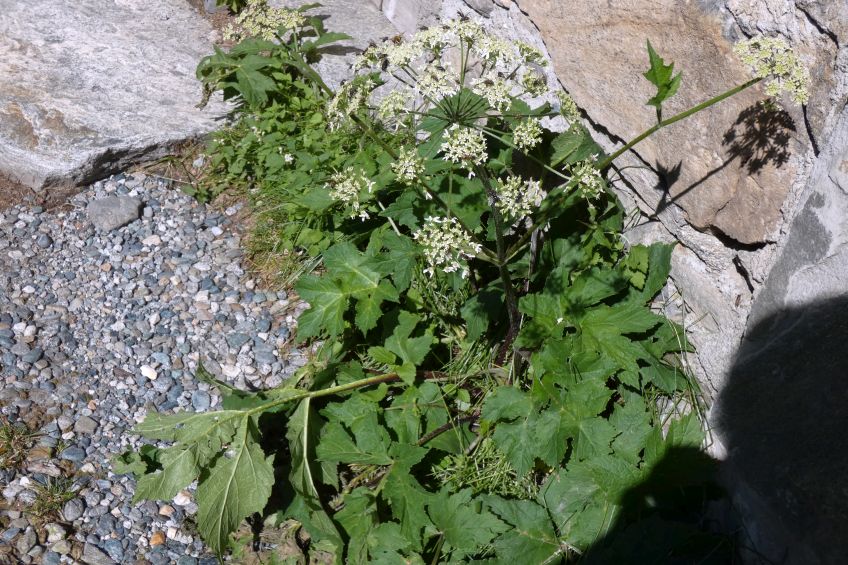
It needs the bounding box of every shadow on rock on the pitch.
[579,446,736,564]
[653,101,796,217]
[712,296,848,564]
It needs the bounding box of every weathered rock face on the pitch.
[0,0,227,192]
[518,0,810,246]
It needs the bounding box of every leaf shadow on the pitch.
[652,102,796,218]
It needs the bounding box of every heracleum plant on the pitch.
[119,3,809,562]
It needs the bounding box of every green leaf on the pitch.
[286,399,343,555]
[427,489,507,558]
[295,275,347,339]
[461,287,504,341]
[539,454,642,549]
[485,498,562,565]
[643,40,682,109]
[550,123,602,166]
[316,420,393,465]
[383,462,433,551]
[133,446,199,502]
[195,417,274,555]
[112,445,158,476]
[385,311,433,384]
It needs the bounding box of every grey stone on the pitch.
[62,498,85,521]
[190,390,211,411]
[21,347,43,364]
[225,333,251,349]
[82,542,115,565]
[277,0,402,86]
[16,527,36,554]
[59,446,86,462]
[86,197,141,231]
[74,415,98,434]
[36,234,53,248]
[462,0,494,15]
[0,0,227,192]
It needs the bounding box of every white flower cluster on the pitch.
[392,147,425,185]
[512,118,543,151]
[223,0,305,43]
[376,91,413,129]
[494,175,545,220]
[326,167,375,221]
[734,36,810,104]
[416,61,460,101]
[413,216,482,278]
[327,77,376,131]
[557,91,580,121]
[343,18,554,128]
[571,161,604,200]
[440,125,488,171]
[471,77,512,112]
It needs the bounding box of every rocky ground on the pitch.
[0,174,306,564]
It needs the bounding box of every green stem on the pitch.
[597,77,762,170]
[246,372,402,417]
[476,167,521,336]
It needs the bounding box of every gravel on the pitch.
[0,173,307,563]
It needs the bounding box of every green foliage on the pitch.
[122,12,740,562]
[215,0,249,14]
[643,40,682,118]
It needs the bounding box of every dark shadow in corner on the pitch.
[710,295,848,564]
[577,447,738,565]
[652,102,796,218]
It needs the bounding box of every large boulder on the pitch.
[0,0,227,193]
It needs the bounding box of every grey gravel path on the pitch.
[0,174,306,564]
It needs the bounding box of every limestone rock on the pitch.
[0,0,227,192]
[85,196,141,232]
[516,0,807,246]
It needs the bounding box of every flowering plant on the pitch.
[129,7,808,562]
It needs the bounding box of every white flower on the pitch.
[557,91,580,121]
[392,147,425,185]
[521,71,548,97]
[447,19,484,44]
[440,125,488,171]
[471,34,514,65]
[570,161,604,200]
[494,175,545,219]
[327,78,375,130]
[734,36,810,104]
[376,91,412,128]
[326,167,375,220]
[416,61,459,101]
[471,76,512,112]
[516,41,547,67]
[512,118,543,151]
[223,0,305,42]
[382,40,424,69]
[283,153,294,163]
[413,216,482,278]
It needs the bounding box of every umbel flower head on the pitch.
[392,147,425,185]
[570,160,604,201]
[342,18,555,130]
[413,216,482,278]
[441,125,488,172]
[734,36,810,105]
[327,76,376,131]
[512,118,543,151]
[326,167,375,221]
[223,0,305,43]
[494,175,545,220]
